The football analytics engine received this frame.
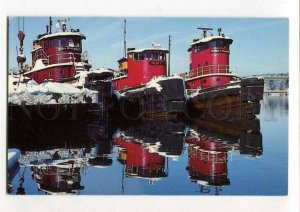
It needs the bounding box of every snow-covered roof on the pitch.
[38,32,86,41]
[191,35,232,46]
[128,47,169,54]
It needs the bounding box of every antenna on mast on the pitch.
[123,19,127,58]
[197,27,213,38]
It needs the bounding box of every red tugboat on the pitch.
[12,17,113,118]
[113,21,185,120]
[24,18,91,83]
[182,28,264,120]
[22,17,113,96]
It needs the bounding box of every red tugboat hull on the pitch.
[187,77,264,120]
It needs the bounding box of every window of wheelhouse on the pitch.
[224,41,230,50]
[49,40,53,48]
[68,38,75,47]
[209,39,226,48]
[194,43,210,52]
[74,39,81,47]
[61,38,68,47]
[139,52,145,60]
[145,51,152,60]
[159,52,166,60]
[54,39,59,48]
[144,51,166,60]
[79,40,82,49]
[153,51,159,60]
[132,52,144,60]
[133,53,139,61]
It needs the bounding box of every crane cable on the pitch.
[18,17,25,32]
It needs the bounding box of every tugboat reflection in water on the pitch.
[112,120,185,188]
[8,117,263,195]
[12,121,112,195]
[186,118,262,195]
[31,160,84,195]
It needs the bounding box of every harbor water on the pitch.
[7,95,288,195]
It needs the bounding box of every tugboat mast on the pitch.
[168,35,171,77]
[123,19,127,58]
[49,16,52,34]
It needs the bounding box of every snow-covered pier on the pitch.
[8,75,100,120]
[9,75,98,105]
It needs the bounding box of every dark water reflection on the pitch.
[7,95,288,195]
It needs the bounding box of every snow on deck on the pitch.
[8,75,98,105]
[74,71,88,88]
[144,76,164,92]
[89,67,113,75]
[123,75,182,94]
[185,83,241,99]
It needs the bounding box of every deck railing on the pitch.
[33,49,49,65]
[48,52,82,64]
[180,65,238,79]
[34,50,86,66]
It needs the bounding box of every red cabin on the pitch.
[184,28,237,89]
[24,18,91,84]
[114,43,169,91]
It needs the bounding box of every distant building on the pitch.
[252,73,288,95]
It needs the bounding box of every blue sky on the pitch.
[8,17,288,76]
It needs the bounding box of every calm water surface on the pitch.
[7,95,288,195]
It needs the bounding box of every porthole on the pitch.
[59,70,64,75]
